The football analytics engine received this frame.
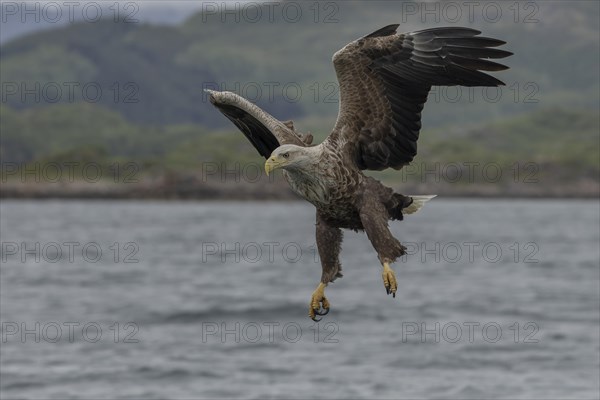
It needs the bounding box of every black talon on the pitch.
[392,292,396,298]
[385,286,390,295]
[311,316,322,322]
[315,307,329,316]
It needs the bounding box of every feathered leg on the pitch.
[359,197,407,298]
[310,213,343,321]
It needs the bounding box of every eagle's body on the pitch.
[207,24,511,320]
[283,142,362,224]
[285,155,401,230]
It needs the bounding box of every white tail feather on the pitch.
[404,195,437,215]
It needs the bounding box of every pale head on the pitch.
[264,144,319,176]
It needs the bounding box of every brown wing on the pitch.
[207,90,306,159]
[326,25,512,171]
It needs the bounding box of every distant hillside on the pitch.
[1,1,598,128]
[369,107,600,190]
[0,2,204,43]
[2,103,597,194]
[1,1,598,199]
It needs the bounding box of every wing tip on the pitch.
[364,24,400,38]
[205,89,217,105]
[411,26,482,37]
[205,89,240,107]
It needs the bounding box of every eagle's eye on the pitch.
[282,152,290,159]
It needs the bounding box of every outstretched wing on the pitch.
[326,25,512,171]
[206,90,306,158]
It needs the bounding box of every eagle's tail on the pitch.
[404,195,437,215]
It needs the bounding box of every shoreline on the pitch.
[1,182,598,201]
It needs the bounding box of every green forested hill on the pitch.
[2,102,597,183]
[1,1,598,127]
[0,1,598,197]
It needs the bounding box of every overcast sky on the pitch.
[0,1,260,43]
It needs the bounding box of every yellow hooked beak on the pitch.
[264,156,285,176]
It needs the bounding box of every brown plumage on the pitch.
[207,25,511,321]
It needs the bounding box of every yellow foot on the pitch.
[382,262,398,298]
[309,282,330,322]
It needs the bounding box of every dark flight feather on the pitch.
[328,26,512,170]
[211,103,280,158]
[363,24,400,38]
[207,90,306,159]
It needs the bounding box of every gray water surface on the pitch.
[1,199,599,399]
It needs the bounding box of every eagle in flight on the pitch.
[207,25,511,321]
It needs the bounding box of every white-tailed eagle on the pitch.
[207,25,511,321]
